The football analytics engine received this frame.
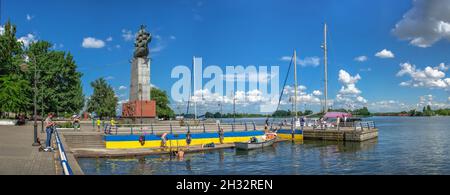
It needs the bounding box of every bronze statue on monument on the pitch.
[122,25,157,121]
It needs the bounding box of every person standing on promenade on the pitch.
[96,118,101,132]
[109,118,116,134]
[44,113,56,152]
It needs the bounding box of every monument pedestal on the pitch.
[122,100,156,118]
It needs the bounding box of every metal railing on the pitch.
[54,129,73,175]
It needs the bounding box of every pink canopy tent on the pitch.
[324,112,352,119]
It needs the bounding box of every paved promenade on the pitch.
[0,123,56,175]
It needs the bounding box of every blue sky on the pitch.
[2,0,450,114]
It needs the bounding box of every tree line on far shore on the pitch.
[373,106,450,116]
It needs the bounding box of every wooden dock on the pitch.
[303,128,378,141]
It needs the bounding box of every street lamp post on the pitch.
[19,56,40,146]
[32,56,40,146]
[41,86,44,133]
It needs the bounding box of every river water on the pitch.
[77,116,450,175]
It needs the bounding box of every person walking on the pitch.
[44,113,56,152]
[96,118,101,132]
[109,118,116,134]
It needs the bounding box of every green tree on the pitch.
[151,88,175,119]
[304,110,313,116]
[213,112,222,118]
[25,41,84,115]
[87,78,118,118]
[0,74,30,114]
[354,107,371,116]
[204,112,214,118]
[0,20,24,76]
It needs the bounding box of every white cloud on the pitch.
[82,37,105,48]
[104,76,114,80]
[151,84,159,89]
[397,62,449,90]
[375,49,395,58]
[169,35,176,40]
[118,99,129,105]
[280,56,320,67]
[354,55,368,62]
[338,69,361,85]
[26,14,33,21]
[0,25,5,35]
[122,29,134,41]
[18,34,37,48]
[313,90,322,96]
[118,86,127,90]
[106,36,113,42]
[335,69,367,109]
[392,0,450,48]
[150,34,172,54]
[369,100,412,112]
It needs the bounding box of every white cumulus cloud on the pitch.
[335,69,367,109]
[82,37,105,48]
[122,29,134,41]
[375,49,395,58]
[18,34,37,48]
[354,55,368,62]
[392,0,450,48]
[118,86,127,90]
[280,56,321,67]
[397,62,449,90]
[26,14,34,21]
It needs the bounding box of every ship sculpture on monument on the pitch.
[122,25,156,120]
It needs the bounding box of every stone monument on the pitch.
[122,25,156,119]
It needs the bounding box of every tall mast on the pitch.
[323,23,328,113]
[294,49,298,120]
[193,56,197,120]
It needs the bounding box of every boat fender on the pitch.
[139,135,145,146]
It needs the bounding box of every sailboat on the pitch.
[276,49,304,141]
[276,23,330,140]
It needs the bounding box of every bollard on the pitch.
[203,123,206,133]
[252,121,256,131]
[245,123,248,131]
[131,126,133,135]
[170,123,173,134]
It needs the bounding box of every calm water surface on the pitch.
[77,116,450,175]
